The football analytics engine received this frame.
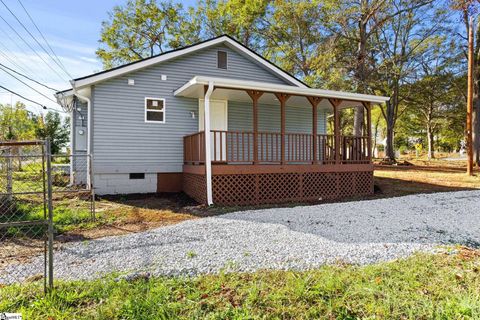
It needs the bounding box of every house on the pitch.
[56,35,389,206]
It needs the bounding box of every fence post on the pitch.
[88,154,96,220]
[6,147,12,202]
[45,139,54,290]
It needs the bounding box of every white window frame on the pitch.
[144,97,166,123]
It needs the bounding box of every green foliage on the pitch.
[94,0,471,159]
[2,252,480,319]
[0,102,36,141]
[33,111,69,154]
[96,0,202,69]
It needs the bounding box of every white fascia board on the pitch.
[174,76,390,104]
[70,36,306,89]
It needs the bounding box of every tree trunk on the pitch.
[354,106,365,136]
[385,125,395,160]
[384,87,399,161]
[474,99,480,165]
[353,1,368,136]
[427,124,434,160]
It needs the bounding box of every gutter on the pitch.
[70,81,93,190]
[204,81,214,205]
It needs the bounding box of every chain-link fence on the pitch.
[0,140,94,291]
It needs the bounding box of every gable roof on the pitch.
[63,35,308,93]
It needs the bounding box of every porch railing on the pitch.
[183,131,370,165]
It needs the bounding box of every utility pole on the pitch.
[467,17,474,176]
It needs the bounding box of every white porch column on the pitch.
[204,81,214,205]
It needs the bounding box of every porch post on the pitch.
[307,97,322,164]
[204,82,215,205]
[275,93,290,165]
[246,90,263,164]
[363,101,372,161]
[329,99,342,164]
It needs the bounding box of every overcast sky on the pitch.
[0,0,196,114]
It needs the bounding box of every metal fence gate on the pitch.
[0,140,94,291]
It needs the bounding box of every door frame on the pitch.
[198,99,228,131]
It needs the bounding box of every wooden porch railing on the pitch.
[183,131,370,165]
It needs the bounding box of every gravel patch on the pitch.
[3,190,480,283]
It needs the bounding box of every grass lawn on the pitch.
[2,250,480,319]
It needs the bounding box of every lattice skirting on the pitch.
[210,171,374,206]
[183,173,207,204]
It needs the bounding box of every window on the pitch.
[217,50,227,69]
[145,98,165,123]
[129,173,145,179]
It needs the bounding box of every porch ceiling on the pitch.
[174,76,389,110]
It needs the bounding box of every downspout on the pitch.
[204,81,214,205]
[71,81,92,190]
[69,103,74,185]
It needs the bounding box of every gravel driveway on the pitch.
[3,190,480,283]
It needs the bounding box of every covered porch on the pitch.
[175,76,389,205]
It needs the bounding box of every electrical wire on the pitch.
[0,64,57,104]
[0,62,58,91]
[0,85,65,114]
[0,84,46,109]
[0,0,72,80]
[16,0,72,79]
[0,42,33,76]
[0,23,50,82]
[0,13,69,82]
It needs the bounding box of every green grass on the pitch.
[2,251,480,319]
[1,198,110,237]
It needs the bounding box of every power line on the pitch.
[0,13,69,82]
[0,42,33,76]
[15,0,73,79]
[0,23,50,82]
[0,0,71,80]
[0,62,58,91]
[0,84,64,114]
[0,64,57,104]
[0,85,46,109]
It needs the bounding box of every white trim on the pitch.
[204,82,215,205]
[68,36,307,90]
[175,76,390,104]
[144,97,166,123]
[198,98,228,131]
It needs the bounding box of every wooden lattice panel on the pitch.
[303,172,338,200]
[258,173,300,203]
[185,170,374,206]
[183,173,207,204]
[354,171,374,196]
[338,172,356,197]
[212,174,256,205]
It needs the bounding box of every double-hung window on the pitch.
[145,98,165,123]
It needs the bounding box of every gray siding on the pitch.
[228,101,327,133]
[92,44,299,174]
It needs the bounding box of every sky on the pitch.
[0,0,196,114]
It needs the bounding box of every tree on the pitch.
[406,74,455,159]
[259,0,345,88]
[196,0,270,49]
[34,112,70,154]
[0,102,35,141]
[450,0,480,165]
[369,0,451,160]
[96,0,202,68]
